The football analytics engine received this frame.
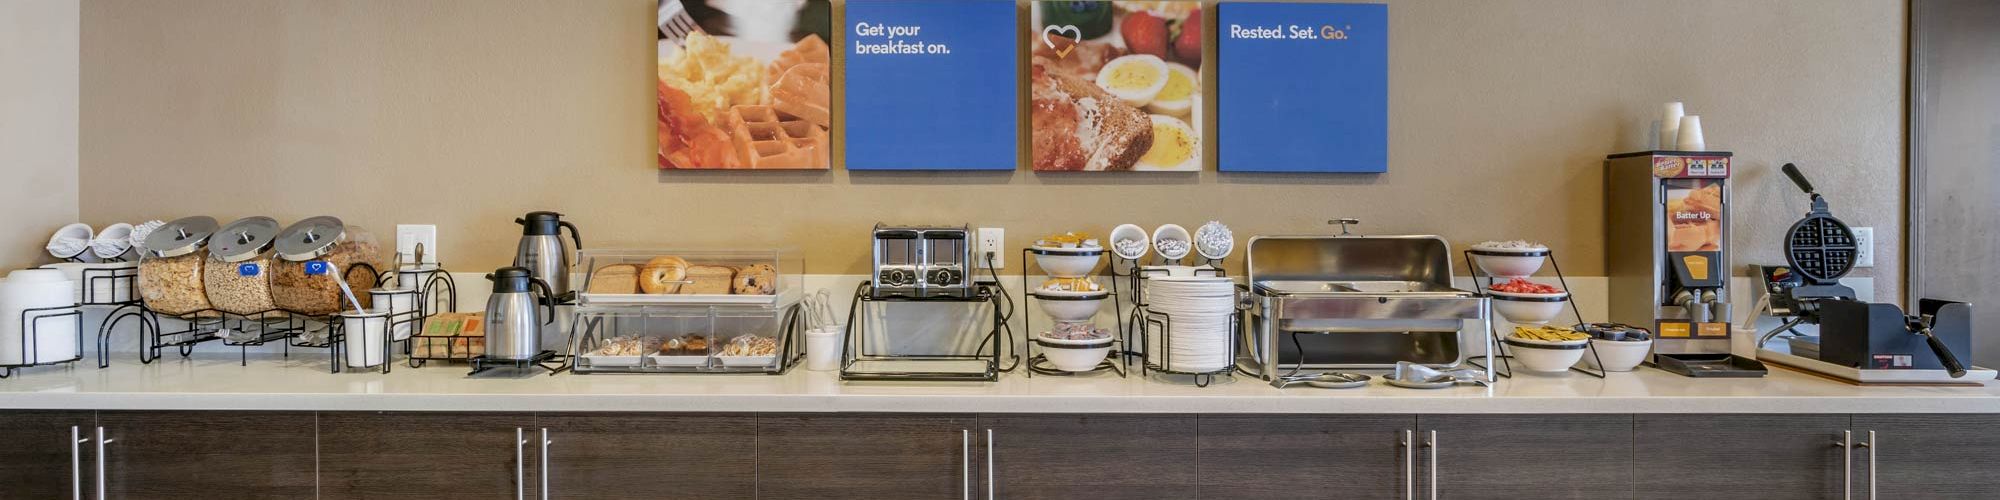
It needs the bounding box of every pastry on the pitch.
[639,256,689,294]
[662,335,709,355]
[732,264,778,295]
[679,265,737,294]
[587,264,640,294]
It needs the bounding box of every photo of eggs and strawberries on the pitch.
[1031,1,1205,171]
[657,0,832,170]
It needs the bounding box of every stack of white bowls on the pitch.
[0,269,78,365]
[1145,276,1235,372]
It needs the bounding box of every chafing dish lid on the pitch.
[1247,235,1457,289]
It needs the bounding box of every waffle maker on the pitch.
[1753,164,1982,383]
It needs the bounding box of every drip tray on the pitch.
[1654,353,1768,378]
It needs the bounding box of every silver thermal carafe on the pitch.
[484,266,556,360]
[514,211,581,304]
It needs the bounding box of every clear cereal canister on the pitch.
[271,217,384,316]
[204,216,282,315]
[137,216,218,316]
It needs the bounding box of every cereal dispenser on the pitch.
[1605,151,1762,376]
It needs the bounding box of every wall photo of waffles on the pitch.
[657,0,833,170]
[1031,1,1206,171]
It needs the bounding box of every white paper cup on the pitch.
[341,309,391,368]
[1676,115,1705,151]
[805,327,843,371]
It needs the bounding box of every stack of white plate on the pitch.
[1145,276,1235,373]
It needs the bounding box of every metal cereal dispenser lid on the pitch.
[274,216,348,261]
[140,216,218,258]
[209,216,280,263]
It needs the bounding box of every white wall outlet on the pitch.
[396,224,439,263]
[977,227,1005,269]
[1852,226,1874,268]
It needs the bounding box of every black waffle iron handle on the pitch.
[1782,163,1819,197]
[1911,316,1968,378]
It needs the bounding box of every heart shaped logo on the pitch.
[1041,24,1082,59]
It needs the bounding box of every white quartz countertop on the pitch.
[1,355,1998,413]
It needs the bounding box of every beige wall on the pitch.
[78,0,1907,299]
[2,0,82,271]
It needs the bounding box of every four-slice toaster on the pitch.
[871,223,975,299]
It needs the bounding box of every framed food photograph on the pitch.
[656,0,833,170]
[1030,1,1206,172]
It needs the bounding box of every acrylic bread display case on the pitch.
[568,302,805,374]
[575,249,801,307]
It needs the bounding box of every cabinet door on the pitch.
[536,413,756,500]
[1197,414,1413,500]
[980,414,1197,500]
[1635,414,1848,500]
[756,413,973,500]
[0,410,95,498]
[319,411,536,499]
[1854,414,2000,499]
[97,411,316,499]
[1420,414,1633,500]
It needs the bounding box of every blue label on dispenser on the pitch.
[237,263,260,277]
[304,261,331,276]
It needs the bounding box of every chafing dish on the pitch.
[1239,221,1493,380]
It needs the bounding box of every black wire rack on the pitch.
[1020,248,1125,378]
[1113,255,1243,388]
[1462,248,1608,378]
[840,282,1017,382]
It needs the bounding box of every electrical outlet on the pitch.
[977,227,1005,268]
[1852,226,1874,268]
[396,224,439,263]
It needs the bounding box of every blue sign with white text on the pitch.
[1217,3,1388,173]
[845,0,1018,170]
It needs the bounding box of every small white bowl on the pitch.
[1469,250,1547,278]
[1109,224,1149,261]
[1030,247,1103,278]
[1034,287,1106,297]
[1194,222,1234,261]
[1037,335,1114,372]
[1489,290,1569,325]
[1505,335,1588,373]
[1033,292,1107,322]
[1152,224,1191,261]
[1583,338,1653,372]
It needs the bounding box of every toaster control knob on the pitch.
[882,270,908,286]
[930,269,961,286]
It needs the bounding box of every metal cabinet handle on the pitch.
[1860,430,1875,500]
[1401,430,1414,500]
[71,426,85,500]
[540,428,552,500]
[516,427,526,500]
[95,426,110,500]
[961,430,970,500]
[1836,430,1852,500]
[985,429,995,500]
[1425,430,1438,500]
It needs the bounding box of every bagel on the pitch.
[639,256,689,294]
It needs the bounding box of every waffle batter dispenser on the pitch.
[1606,151,1764,376]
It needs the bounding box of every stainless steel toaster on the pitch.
[871,224,974,299]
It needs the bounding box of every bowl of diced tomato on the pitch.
[1487,278,1569,324]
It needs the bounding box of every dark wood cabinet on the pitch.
[1420,414,1634,500]
[1635,414,1848,500]
[1196,414,1413,500]
[536,412,756,500]
[96,410,317,499]
[979,414,1197,500]
[0,410,94,498]
[318,411,535,499]
[755,413,973,500]
[1853,414,2000,499]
